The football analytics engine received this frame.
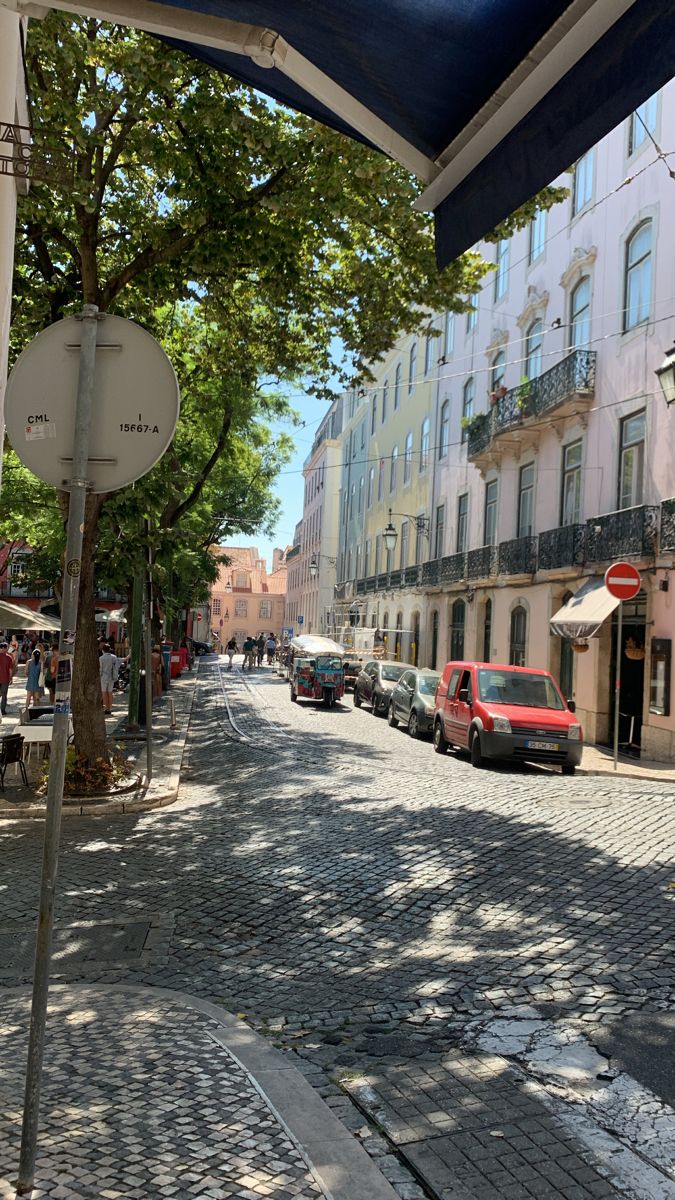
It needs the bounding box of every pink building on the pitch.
[201,547,287,651]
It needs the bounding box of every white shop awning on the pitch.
[0,600,60,631]
[549,577,620,640]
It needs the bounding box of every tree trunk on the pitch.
[70,493,108,764]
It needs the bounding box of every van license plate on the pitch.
[526,739,558,751]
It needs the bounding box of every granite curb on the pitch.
[0,667,199,820]
[1,982,400,1200]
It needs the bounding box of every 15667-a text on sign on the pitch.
[120,415,160,434]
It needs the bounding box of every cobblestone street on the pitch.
[1,659,674,1199]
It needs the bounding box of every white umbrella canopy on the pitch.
[0,600,60,631]
[290,635,346,656]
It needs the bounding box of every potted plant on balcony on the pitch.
[515,376,532,414]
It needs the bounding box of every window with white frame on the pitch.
[572,149,594,216]
[424,333,433,376]
[394,364,401,409]
[400,521,409,570]
[403,431,413,485]
[517,463,535,537]
[408,341,417,393]
[438,400,450,458]
[367,465,374,508]
[235,571,248,588]
[349,481,355,518]
[494,237,509,301]
[419,417,430,472]
[389,445,398,493]
[259,600,272,619]
[377,458,385,501]
[382,378,388,423]
[491,351,506,391]
[456,493,468,553]
[618,410,646,510]
[235,599,248,618]
[358,475,364,513]
[484,480,498,546]
[212,598,221,615]
[623,221,652,332]
[629,93,658,156]
[434,503,445,559]
[561,440,582,525]
[371,394,377,434]
[529,208,546,263]
[374,533,382,575]
[461,378,474,443]
[569,276,591,348]
[526,319,543,379]
[466,298,477,333]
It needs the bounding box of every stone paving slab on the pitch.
[0,985,399,1200]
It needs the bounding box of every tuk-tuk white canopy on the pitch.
[290,635,346,656]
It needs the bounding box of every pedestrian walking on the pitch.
[99,643,118,715]
[256,633,265,667]
[25,649,42,707]
[265,634,277,665]
[225,636,238,670]
[43,643,58,705]
[0,641,15,716]
[242,635,256,671]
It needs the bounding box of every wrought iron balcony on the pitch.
[388,568,402,589]
[439,552,467,584]
[468,349,596,463]
[401,564,422,587]
[537,524,586,570]
[661,498,675,552]
[422,559,439,586]
[467,544,497,580]
[355,579,366,595]
[498,535,537,576]
[585,505,659,562]
[365,576,377,593]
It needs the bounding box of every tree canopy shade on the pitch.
[30,0,675,266]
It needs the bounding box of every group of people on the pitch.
[225,633,278,671]
[0,634,60,714]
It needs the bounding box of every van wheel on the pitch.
[433,721,448,755]
[561,763,575,776]
[387,706,398,727]
[353,688,362,708]
[470,732,483,769]
[408,711,419,739]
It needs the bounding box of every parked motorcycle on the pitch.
[114,662,131,692]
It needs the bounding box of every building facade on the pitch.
[321,82,675,759]
[202,546,287,651]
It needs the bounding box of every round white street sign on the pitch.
[5,314,180,492]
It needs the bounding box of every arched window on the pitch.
[403,431,414,484]
[419,417,430,472]
[430,610,439,670]
[393,364,401,409]
[395,611,403,660]
[382,379,389,423]
[623,221,652,331]
[482,598,492,663]
[509,605,527,666]
[461,378,473,443]
[411,612,420,667]
[438,400,450,458]
[526,320,543,380]
[450,599,465,660]
[408,342,417,393]
[569,277,591,349]
[491,351,506,391]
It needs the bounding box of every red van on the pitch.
[433,660,583,774]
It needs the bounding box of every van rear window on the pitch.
[478,669,564,709]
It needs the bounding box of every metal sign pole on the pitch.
[613,600,623,772]
[144,519,153,783]
[17,304,100,1195]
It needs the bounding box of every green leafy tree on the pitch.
[10,12,565,773]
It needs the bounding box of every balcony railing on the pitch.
[498,535,537,576]
[468,348,596,459]
[585,505,658,563]
[439,552,466,584]
[538,524,585,570]
[467,544,497,580]
[661,497,675,552]
[422,559,439,586]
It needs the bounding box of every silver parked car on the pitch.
[387,668,440,738]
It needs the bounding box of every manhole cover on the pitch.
[0,921,151,977]
[539,795,611,809]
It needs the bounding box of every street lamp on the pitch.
[383,508,430,554]
[656,342,675,407]
[309,554,336,578]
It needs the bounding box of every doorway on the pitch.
[607,591,646,755]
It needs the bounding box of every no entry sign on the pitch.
[605,561,641,602]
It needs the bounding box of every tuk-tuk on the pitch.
[288,636,346,707]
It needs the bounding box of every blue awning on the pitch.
[46,1,675,266]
